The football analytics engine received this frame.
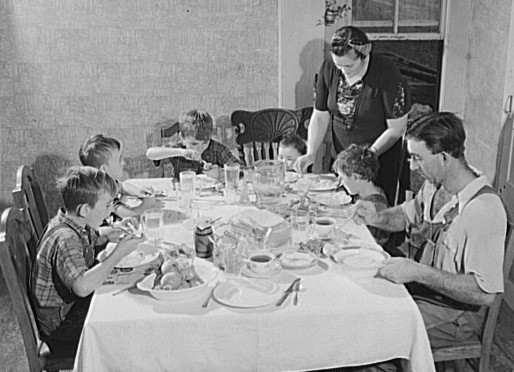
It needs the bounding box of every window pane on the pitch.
[398,0,441,33]
[351,0,394,33]
[352,0,442,34]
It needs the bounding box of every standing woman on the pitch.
[294,26,410,205]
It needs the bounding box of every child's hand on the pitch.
[114,234,145,259]
[185,149,201,161]
[140,195,157,209]
[204,165,220,180]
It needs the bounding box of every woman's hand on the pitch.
[293,153,315,174]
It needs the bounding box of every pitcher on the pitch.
[252,160,285,207]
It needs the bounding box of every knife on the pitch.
[276,278,301,306]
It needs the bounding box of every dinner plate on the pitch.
[277,250,317,269]
[98,243,161,268]
[163,209,189,224]
[311,192,352,207]
[309,179,339,192]
[213,278,282,308]
[285,171,301,183]
[242,262,282,279]
[195,175,219,190]
[331,247,389,270]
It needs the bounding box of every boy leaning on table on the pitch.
[145,109,242,180]
[80,133,158,218]
[30,166,145,353]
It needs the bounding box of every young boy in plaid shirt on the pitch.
[30,166,145,352]
[146,109,241,180]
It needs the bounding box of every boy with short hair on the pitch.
[80,134,157,218]
[278,133,307,171]
[30,166,145,351]
[146,109,241,180]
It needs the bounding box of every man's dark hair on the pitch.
[405,112,466,159]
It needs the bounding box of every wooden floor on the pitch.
[1,269,513,371]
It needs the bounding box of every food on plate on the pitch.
[311,192,352,206]
[117,250,145,267]
[299,238,325,255]
[152,250,203,291]
[285,171,301,183]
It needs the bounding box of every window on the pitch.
[350,0,445,40]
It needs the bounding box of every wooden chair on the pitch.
[0,207,75,371]
[12,165,49,245]
[230,108,300,166]
[432,219,514,371]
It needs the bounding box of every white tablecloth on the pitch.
[74,178,434,372]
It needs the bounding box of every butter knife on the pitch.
[276,278,301,306]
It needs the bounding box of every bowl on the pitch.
[137,259,218,302]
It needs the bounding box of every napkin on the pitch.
[239,209,285,228]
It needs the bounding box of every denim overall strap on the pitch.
[408,185,497,310]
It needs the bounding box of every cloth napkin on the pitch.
[239,209,285,228]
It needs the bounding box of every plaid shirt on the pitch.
[163,139,241,178]
[30,208,98,309]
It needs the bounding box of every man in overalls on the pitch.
[354,112,507,348]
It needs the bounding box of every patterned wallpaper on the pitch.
[0,0,279,215]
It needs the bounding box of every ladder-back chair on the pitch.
[432,219,514,371]
[12,165,49,245]
[231,108,300,166]
[0,207,75,371]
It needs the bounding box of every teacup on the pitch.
[248,252,276,274]
[314,217,336,238]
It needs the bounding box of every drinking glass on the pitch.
[179,171,196,207]
[141,209,164,246]
[224,163,240,190]
[291,209,311,246]
[253,160,285,207]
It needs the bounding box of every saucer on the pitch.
[311,231,334,240]
[242,263,282,278]
[277,250,317,269]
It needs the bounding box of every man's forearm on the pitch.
[417,266,496,306]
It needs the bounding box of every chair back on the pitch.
[0,207,74,371]
[231,108,299,166]
[12,165,49,245]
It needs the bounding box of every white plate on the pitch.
[98,243,161,268]
[285,171,301,183]
[278,250,317,269]
[309,180,339,192]
[213,278,282,308]
[163,209,189,224]
[331,247,389,270]
[242,262,282,279]
[195,175,219,190]
[311,192,352,207]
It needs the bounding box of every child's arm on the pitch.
[72,234,145,296]
[146,147,198,161]
[96,217,140,246]
[113,196,159,219]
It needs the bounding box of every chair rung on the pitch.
[432,343,481,361]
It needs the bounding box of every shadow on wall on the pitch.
[295,39,329,109]
[32,154,73,218]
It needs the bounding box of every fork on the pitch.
[202,282,220,308]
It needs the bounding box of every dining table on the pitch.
[73,177,435,372]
